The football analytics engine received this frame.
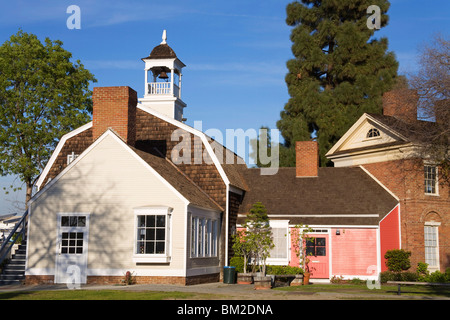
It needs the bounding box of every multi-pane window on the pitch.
[59,215,87,255]
[67,151,79,165]
[133,207,172,263]
[61,215,86,227]
[424,225,439,268]
[424,165,438,194]
[269,228,288,259]
[305,237,326,256]
[136,215,166,255]
[61,232,84,254]
[191,216,218,258]
[366,128,381,138]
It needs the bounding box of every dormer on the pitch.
[139,30,186,122]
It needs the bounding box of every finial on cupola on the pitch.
[161,30,167,44]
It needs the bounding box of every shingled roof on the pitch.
[131,146,223,212]
[366,113,439,144]
[237,167,398,226]
[142,43,177,60]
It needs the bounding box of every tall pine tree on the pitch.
[277,0,398,166]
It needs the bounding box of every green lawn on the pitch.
[0,283,448,300]
[0,289,198,300]
[275,283,450,298]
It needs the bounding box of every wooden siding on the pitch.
[28,134,187,275]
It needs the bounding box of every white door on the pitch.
[55,213,90,285]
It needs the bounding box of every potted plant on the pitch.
[246,202,274,289]
[290,224,314,285]
[232,230,253,284]
[235,202,274,288]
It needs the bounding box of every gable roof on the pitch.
[36,103,249,194]
[326,112,438,158]
[238,167,398,226]
[131,146,223,212]
[366,113,439,144]
[31,129,222,212]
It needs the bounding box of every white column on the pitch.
[170,68,174,95]
[179,72,182,99]
[144,68,148,95]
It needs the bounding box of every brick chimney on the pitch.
[92,86,137,146]
[382,89,418,123]
[296,141,319,177]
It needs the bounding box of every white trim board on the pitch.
[36,122,93,190]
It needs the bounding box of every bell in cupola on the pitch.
[140,29,187,121]
[158,71,169,80]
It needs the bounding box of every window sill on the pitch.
[133,255,171,263]
[266,258,289,266]
[424,193,440,197]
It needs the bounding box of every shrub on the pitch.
[379,271,418,283]
[400,272,419,282]
[384,249,411,272]
[426,271,448,283]
[266,265,303,275]
[230,256,245,273]
[349,278,365,285]
[380,271,396,283]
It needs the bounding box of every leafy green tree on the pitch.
[0,30,96,206]
[242,202,274,274]
[277,0,398,166]
[232,229,252,274]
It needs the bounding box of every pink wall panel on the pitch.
[331,228,377,276]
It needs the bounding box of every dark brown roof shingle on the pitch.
[143,44,177,60]
[131,146,223,212]
[238,167,398,226]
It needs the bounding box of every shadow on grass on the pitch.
[0,290,197,300]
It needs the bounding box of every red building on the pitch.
[327,89,449,273]
[237,141,400,281]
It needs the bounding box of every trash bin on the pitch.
[223,266,236,284]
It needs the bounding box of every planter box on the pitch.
[254,276,272,290]
[237,273,253,284]
[290,274,304,286]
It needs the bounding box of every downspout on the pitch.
[225,184,230,266]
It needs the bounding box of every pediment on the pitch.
[327,114,408,157]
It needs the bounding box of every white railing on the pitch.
[147,82,180,97]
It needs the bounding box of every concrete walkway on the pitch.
[0,281,449,300]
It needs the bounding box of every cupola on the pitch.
[138,30,186,121]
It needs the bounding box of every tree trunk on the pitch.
[25,181,33,209]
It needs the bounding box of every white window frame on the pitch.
[133,206,172,263]
[424,165,439,196]
[424,222,440,272]
[266,220,290,266]
[365,128,381,140]
[190,210,219,259]
[67,151,79,165]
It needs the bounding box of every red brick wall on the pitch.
[362,159,450,271]
[92,86,137,146]
[382,89,418,123]
[296,141,319,177]
[25,274,220,286]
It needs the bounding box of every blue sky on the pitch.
[0,0,449,214]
